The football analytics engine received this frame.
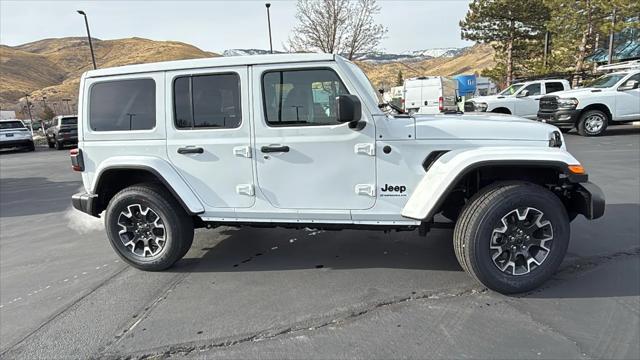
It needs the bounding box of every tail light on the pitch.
[70,148,84,172]
[438,96,444,112]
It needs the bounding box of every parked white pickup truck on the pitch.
[465,79,571,119]
[70,54,604,294]
[537,70,640,136]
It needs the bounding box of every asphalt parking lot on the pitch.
[1,127,639,359]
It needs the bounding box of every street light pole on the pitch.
[265,3,273,54]
[24,94,35,135]
[77,10,97,69]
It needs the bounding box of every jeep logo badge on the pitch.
[380,184,407,197]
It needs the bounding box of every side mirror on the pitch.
[336,95,362,123]
[619,80,639,91]
[517,89,530,97]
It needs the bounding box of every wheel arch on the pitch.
[578,103,612,123]
[90,161,205,217]
[491,107,512,114]
[402,147,587,222]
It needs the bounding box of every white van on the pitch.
[403,76,458,114]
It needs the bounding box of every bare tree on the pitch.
[287,0,387,60]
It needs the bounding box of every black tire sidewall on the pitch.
[105,186,190,270]
[468,185,570,293]
[578,110,608,136]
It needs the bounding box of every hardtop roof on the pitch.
[84,53,337,78]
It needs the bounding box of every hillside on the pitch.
[1,37,494,115]
[358,44,495,87]
[1,37,219,110]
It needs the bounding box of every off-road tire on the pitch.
[105,183,194,271]
[453,182,570,294]
[577,109,608,136]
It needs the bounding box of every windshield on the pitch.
[499,84,524,95]
[0,121,25,130]
[587,73,627,88]
[61,117,78,125]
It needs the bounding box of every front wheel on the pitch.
[105,183,194,271]
[54,139,63,150]
[577,110,608,136]
[453,182,569,294]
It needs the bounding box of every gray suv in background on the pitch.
[46,115,78,150]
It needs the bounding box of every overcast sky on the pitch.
[0,0,473,53]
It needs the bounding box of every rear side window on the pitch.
[89,79,156,131]
[545,82,565,94]
[173,73,241,129]
[262,69,349,126]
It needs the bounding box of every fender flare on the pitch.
[401,147,583,221]
[90,156,205,215]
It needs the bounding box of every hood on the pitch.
[413,113,558,141]
[542,87,603,98]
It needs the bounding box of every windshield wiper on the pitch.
[378,102,405,114]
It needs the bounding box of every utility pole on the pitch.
[77,10,97,69]
[608,8,616,65]
[265,3,273,54]
[24,94,35,135]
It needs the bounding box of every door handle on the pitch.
[177,146,204,154]
[261,145,290,153]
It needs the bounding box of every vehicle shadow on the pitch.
[172,203,639,299]
[175,226,462,273]
[0,177,82,217]
[564,126,640,137]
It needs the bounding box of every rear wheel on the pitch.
[26,142,35,152]
[47,137,55,148]
[54,139,63,150]
[105,183,194,271]
[453,182,569,294]
[577,110,608,136]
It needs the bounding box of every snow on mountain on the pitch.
[223,47,470,63]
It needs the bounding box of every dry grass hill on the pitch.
[358,44,495,88]
[1,37,218,111]
[1,37,494,116]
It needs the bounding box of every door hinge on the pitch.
[355,184,376,197]
[236,184,255,196]
[233,145,252,158]
[354,143,375,156]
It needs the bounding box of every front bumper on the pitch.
[72,192,99,217]
[570,181,605,220]
[0,139,34,148]
[537,109,580,128]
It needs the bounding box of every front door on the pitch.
[616,73,640,121]
[514,83,543,119]
[252,65,376,210]
[166,67,254,209]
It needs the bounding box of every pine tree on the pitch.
[460,0,549,84]
[395,70,403,86]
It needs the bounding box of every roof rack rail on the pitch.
[596,60,640,72]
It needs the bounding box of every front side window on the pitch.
[545,82,565,94]
[499,83,523,95]
[174,73,241,129]
[521,83,541,96]
[89,79,155,131]
[589,73,627,88]
[262,69,349,126]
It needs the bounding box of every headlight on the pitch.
[557,98,578,110]
[474,102,488,112]
[549,130,563,148]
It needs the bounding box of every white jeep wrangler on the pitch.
[70,54,604,294]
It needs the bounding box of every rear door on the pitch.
[166,66,254,209]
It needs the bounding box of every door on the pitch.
[616,73,640,121]
[166,67,254,209]
[514,83,542,119]
[252,65,376,210]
